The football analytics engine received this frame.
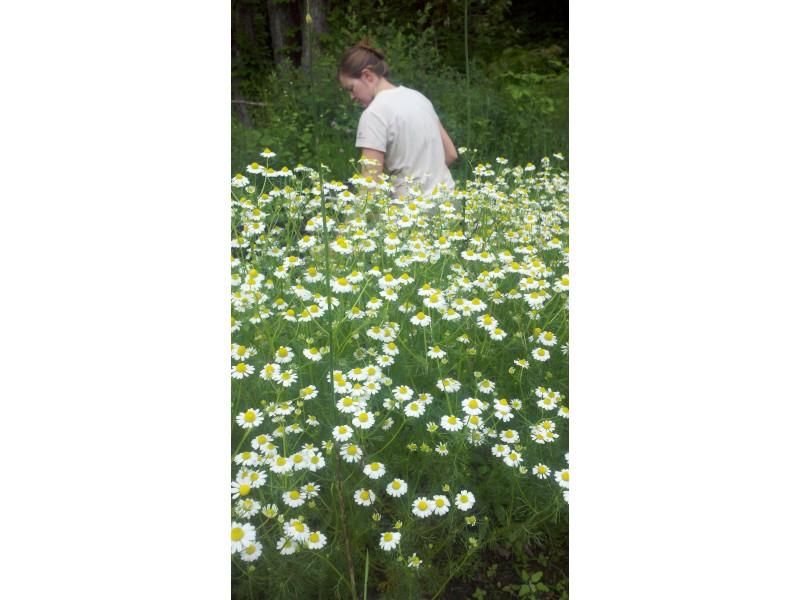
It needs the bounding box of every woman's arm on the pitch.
[439,123,458,166]
[360,147,385,178]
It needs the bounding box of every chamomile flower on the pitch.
[554,469,570,488]
[230,480,252,499]
[386,478,408,497]
[503,450,524,467]
[354,488,376,506]
[462,397,486,415]
[379,531,401,551]
[231,362,255,379]
[274,346,294,363]
[340,443,363,463]
[282,489,306,508]
[533,463,551,479]
[231,521,256,553]
[440,414,464,431]
[234,498,262,519]
[404,401,425,418]
[427,345,447,359]
[538,331,558,346]
[363,462,386,479]
[306,530,327,550]
[411,497,435,518]
[558,405,570,419]
[268,455,293,474]
[276,536,299,555]
[407,552,422,568]
[432,494,451,515]
[409,311,431,326]
[499,429,520,444]
[531,347,551,362]
[352,411,376,429]
[436,378,461,393]
[303,347,323,362]
[477,379,496,394]
[236,408,264,429]
[392,385,414,402]
[491,443,511,458]
[239,541,263,562]
[276,369,298,387]
[284,519,311,543]
[454,490,476,511]
[332,424,354,442]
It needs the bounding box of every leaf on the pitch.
[530,571,543,583]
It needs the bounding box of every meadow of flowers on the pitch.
[230,150,569,599]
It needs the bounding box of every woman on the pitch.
[338,41,458,199]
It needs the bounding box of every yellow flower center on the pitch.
[289,490,301,500]
[383,533,394,542]
[418,501,428,510]
[309,532,320,543]
[239,484,251,496]
[231,527,245,541]
[244,410,256,422]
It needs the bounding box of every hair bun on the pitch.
[357,39,384,60]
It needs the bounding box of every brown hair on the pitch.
[338,40,390,79]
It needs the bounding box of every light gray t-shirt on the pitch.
[356,86,454,198]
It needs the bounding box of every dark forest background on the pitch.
[231,0,568,179]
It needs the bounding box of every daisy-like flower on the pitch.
[231,174,249,188]
[299,385,319,400]
[274,346,294,363]
[234,498,262,519]
[491,443,511,458]
[277,369,298,388]
[489,327,507,341]
[503,450,523,467]
[231,344,256,361]
[379,531,401,551]
[382,342,400,356]
[259,147,276,158]
[282,489,306,508]
[404,401,425,418]
[407,553,422,568]
[461,397,485,416]
[301,482,321,498]
[436,378,461,393]
[284,518,311,543]
[531,347,551,362]
[432,494,451,516]
[336,395,362,414]
[236,408,264,429]
[538,331,558,346]
[427,345,447,359]
[239,541,263,562]
[409,311,431,326]
[231,362,255,379]
[440,414,464,431]
[268,455,293,475]
[233,451,260,467]
[499,429,520,444]
[354,488,376,507]
[306,530,327,550]
[477,379,495,394]
[533,463,551,479]
[330,236,354,255]
[392,385,414,402]
[366,297,383,311]
[231,480,251,500]
[340,443,363,463]
[477,313,498,331]
[363,462,386,479]
[454,490,476,511]
[303,347,323,362]
[435,442,449,456]
[558,405,570,419]
[386,478,408,498]
[331,276,353,293]
[276,536,299,555]
[231,521,256,553]
[306,452,326,472]
[554,469,570,488]
[332,423,354,443]
[259,362,281,381]
[411,497,435,518]
[352,411,376,429]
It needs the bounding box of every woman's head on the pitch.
[338,41,391,108]
[338,41,390,80]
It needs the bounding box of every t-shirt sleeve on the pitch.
[356,110,387,153]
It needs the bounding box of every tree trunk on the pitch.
[301,0,328,72]
[266,0,295,68]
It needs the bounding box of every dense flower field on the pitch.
[230,151,569,598]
